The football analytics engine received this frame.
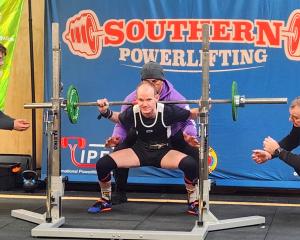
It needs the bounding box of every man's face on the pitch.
[136,84,159,117]
[289,105,300,127]
[143,79,164,95]
[0,51,5,67]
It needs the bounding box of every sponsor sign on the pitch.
[44,0,300,188]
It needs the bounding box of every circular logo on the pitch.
[208,147,218,173]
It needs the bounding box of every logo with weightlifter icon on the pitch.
[63,9,300,63]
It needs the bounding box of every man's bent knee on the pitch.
[96,155,117,182]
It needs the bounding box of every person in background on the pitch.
[252,97,300,175]
[0,111,30,131]
[0,43,30,131]
[0,43,6,67]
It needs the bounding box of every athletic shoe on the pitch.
[88,199,112,213]
[187,201,199,215]
[111,191,128,205]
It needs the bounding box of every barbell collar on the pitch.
[232,96,287,108]
[24,103,53,109]
[241,97,288,105]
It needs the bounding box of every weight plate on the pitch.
[232,81,238,121]
[66,85,80,124]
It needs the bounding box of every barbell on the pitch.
[24,81,287,124]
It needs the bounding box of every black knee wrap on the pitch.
[178,156,198,185]
[96,155,117,182]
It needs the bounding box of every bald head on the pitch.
[136,81,157,97]
[136,81,159,118]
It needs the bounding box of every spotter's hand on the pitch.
[252,149,272,164]
[183,132,200,147]
[105,136,121,148]
[263,136,280,155]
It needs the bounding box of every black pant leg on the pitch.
[113,168,129,192]
[112,129,137,193]
[113,142,130,193]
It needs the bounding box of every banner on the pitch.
[0,0,24,110]
[44,0,300,188]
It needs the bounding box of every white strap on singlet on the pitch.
[133,103,171,137]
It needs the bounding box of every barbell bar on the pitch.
[69,98,287,106]
[24,81,288,123]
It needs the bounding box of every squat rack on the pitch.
[11,23,267,240]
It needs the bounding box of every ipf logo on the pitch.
[61,136,109,168]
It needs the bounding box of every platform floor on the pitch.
[1,187,300,240]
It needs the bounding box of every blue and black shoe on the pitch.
[187,201,199,215]
[88,199,112,213]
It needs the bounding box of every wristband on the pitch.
[101,108,113,119]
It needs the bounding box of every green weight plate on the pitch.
[232,81,238,121]
[66,85,80,124]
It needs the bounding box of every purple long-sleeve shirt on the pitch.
[112,79,197,142]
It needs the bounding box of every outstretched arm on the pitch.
[278,126,300,151]
[0,111,30,131]
[97,99,120,123]
[263,136,280,155]
[260,129,300,174]
[13,119,30,131]
[265,135,300,174]
[252,149,272,164]
[0,111,14,130]
[276,150,300,175]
